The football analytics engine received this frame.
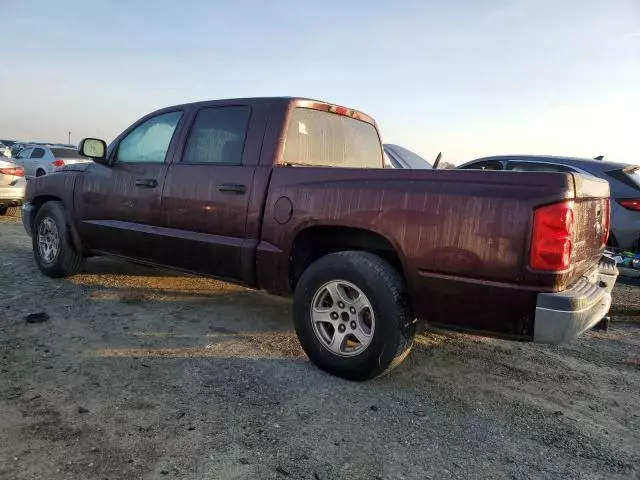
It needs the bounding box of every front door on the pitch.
[158,105,257,282]
[74,110,184,260]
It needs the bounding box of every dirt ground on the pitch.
[1,213,639,480]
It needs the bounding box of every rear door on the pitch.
[158,104,260,282]
[74,110,184,260]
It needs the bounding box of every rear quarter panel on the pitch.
[257,168,578,338]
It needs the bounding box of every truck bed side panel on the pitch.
[257,168,580,337]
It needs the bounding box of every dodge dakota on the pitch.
[22,97,618,380]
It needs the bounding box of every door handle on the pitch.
[135,178,158,188]
[217,183,246,194]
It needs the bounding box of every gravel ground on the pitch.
[1,214,639,480]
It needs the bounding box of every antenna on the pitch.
[432,152,442,169]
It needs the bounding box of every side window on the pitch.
[507,161,574,173]
[116,111,182,164]
[460,160,504,170]
[30,148,45,159]
[183,106,251,165]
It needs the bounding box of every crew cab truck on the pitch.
[22,97,618,380]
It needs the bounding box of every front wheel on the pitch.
[32,201,85,278]
[293,251,415,381]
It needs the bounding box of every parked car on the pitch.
[458,155,640,251]
[22,97,617,380]
[12,145,90,177]
[383,144,432,169]
[0,141,12,158]
[0,158,26,215]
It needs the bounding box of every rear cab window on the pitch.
[281,106,382,168]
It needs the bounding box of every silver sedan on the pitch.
[12,145,90,177]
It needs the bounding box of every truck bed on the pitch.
[257,167,609,338]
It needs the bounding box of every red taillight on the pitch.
[618,199,640,211]
[530,201,575,272]
[0,167,24,177]
[602,199,610,246]
[52,159,65,167]
[329,105,351,116]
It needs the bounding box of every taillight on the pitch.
[0,167,24,177]
[530,201,575,272]
[52,159,65,167]
[617,199,640,211]
[602,199,610,246]
[329,105,350,116]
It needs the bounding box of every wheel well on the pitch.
[289,226,405,290]
[29,196,62,229]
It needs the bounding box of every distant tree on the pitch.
[438,161,457,169]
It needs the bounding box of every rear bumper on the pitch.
[0,183,25,207]
[533,256,618,343]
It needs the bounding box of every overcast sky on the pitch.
[1,0,638,164]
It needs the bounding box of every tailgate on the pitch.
[570,173,610,280]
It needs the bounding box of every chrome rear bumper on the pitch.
[533,256,618,344]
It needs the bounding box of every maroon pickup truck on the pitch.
[22,97,618,380]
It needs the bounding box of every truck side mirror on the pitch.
[79,138,108,165]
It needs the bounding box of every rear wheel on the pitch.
[293,251,415,381]
[36,169,46,177]
[0,206,7,216]
[33,201,85,278]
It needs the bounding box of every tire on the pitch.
[0,206,7,216]
[294,251,415,381]
[36,169,46,177]
[32,201,85,278]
